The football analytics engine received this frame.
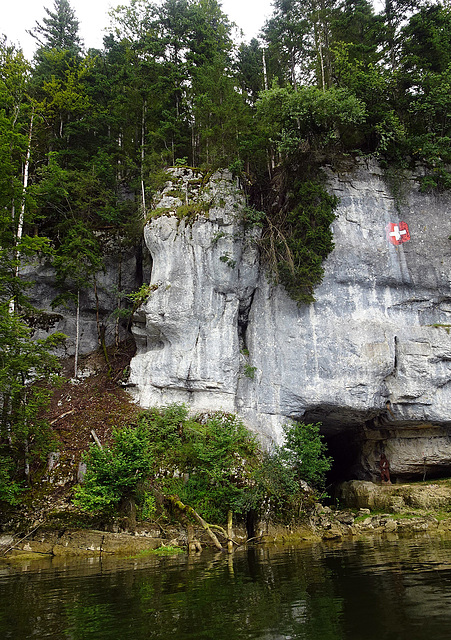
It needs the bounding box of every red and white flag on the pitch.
[385,221,410,245]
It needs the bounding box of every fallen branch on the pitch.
[165,495,225,552]
[91,429,103,450]
[50,409,75,425]
[1,524,42,557]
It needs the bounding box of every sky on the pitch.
[2,0,275,59]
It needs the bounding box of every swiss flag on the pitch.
[385,221,411,245]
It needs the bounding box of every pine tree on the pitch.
[28,0,83,54]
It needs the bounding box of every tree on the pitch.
[262,0,314,88]
[330,0,382,66]
[52,221,103,377]
[396,4,451,188]
[381,0,422,71]
[237,39,266,105]
[108,0,191,174]
[28,0,83,54]
[0,305,65,491]
[256,83,366,159]
[400,3,451,74]
[0,40,35,296]
[278,421,332,491]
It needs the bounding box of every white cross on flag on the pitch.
[385,222,411,245]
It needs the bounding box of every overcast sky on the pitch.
[2,0,274,59]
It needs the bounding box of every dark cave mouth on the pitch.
[323,428,451,489]
[299,407,451,486]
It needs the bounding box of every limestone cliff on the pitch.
[24,231,148,362]
[129,162,451,482]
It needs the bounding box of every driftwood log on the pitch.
[148,483,235,553]
[165,495,225,552]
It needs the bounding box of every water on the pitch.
[1,535,451,639]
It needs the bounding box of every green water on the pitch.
[1,535,451,639]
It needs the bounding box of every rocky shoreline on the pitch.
[2,480,450,560]
[2,512,451,562]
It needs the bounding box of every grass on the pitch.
[131,546,185,559]
[430,324,451,334]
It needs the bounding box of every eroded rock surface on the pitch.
[24,231,148,359]
[129,168,260,413]
[129,162,451,481]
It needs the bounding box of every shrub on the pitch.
[278,421,332,491]
[73,422,153,514]
[73,406,332,526]
[74,406,259,524]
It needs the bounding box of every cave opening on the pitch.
[323,429,363,488]
[300,406,372,486]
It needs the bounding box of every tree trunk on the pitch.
[94,276,101,346]
[74,289,80,378]
[187,523,202,554]
[9,108,34,314]
[227,510,233,554]
[262,49,268,91]
[163,494,225,552]
[115,247,122,347]
[141,100,147,215]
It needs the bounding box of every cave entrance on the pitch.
[300,408,451,488]
[323,429,363,487]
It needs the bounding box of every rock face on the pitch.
[24,231,148,361]
[129,162,451,482]
[338,480,451,511]
[129,168,260,412]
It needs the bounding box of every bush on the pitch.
[73,406,332,526]
[74,405,259,524]
[278,421,332,491]
[73,422,153,514]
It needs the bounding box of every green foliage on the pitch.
[175,201,210,222]
[74,422,154,514]
[74,404,332,526]
[219,253,236,269]
[0,455,23,505]
[234,421,331,522]
[242,206,266,228]
[235,450,302,522]
[28,0,83,54]
[262,180,338,304]
[6,0,451,512]
[256,84,367,157]
[278,421,332,491]
[127,284,157,309]
[243,363,257,379]
[0,304,65,486]
[141,492,156,520]
[189,412,258,515]
[74,405,259,524]
[52,221,103,305]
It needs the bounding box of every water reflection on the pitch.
[1,536,451,639]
